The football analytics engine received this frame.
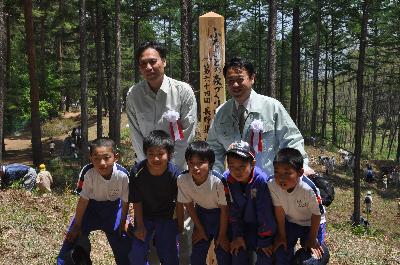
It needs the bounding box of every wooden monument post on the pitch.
[199,12,225,140]
[199,13,225,265]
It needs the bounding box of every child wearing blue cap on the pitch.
[223,140,276,265]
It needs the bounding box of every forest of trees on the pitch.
[0,0,399,167]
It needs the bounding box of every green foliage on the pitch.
[351,224,385,238]
[48,157,80,192]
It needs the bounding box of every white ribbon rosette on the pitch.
[164,110,184,141]
[250,119,263,153]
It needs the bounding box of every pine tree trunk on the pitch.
[104,10,114,138]
[180,0,191,84]
[290,4,300,123]
[396,116,400,162]
[322,33,328,139]
[353,0,369,226]
[0,0,5,160]
[79,0,89,164]
[311,0,321,137]
[370,67,378,156]
[95,0,104,139]
[278,7,286,104]
[133,2,140,83]
[113,0,121,146]
[23,0,43,166]
[265,0,277,97]
[39,2,47,94]
[331,19,337,145]
[387,125,398,159]
[56,0,65,111]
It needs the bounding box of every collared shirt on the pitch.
[268,176,325,226]
[80,163,129,203]
[177,171,227,209]
[207,90,309,176]
[126,75,197,170]
[234,96,251,111]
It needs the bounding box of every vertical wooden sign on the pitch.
[199,12,225,140]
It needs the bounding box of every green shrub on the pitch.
[48,157,80,192]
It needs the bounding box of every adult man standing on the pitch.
[126,41,197,170]
[207,57,310,176]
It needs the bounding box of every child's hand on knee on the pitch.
[215,234,230,252]
[305,238,324,259]
[230,236,246,256]
[273,234,287,252]
[261,245,274,257]
[192,225,208,245]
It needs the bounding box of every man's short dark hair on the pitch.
[143,130,174,156]
[185,141,215,169]
[135,41,166,63]
[223,57,255,78]
[89,138,117,155]
[273,148,304,171]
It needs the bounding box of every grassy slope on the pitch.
[305,146,400,265]
[1,115,399,264]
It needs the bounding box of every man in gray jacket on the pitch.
[126,41,197,171]
[207,57,312,176]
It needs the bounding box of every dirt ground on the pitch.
[2,112,129,165]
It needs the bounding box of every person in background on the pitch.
[364,191,372,214]
[49,138,56,156]
[207,57,312,177]
[36,163,53,193]
[0,163,37,191]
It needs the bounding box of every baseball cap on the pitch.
[226,140,255,160]
[367,191,372,195]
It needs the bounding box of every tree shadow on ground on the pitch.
[325,169,399,200]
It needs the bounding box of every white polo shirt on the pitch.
[80,163,129,203]
[177,171,227,209]
[268,176,325,226]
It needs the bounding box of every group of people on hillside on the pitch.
[0,163,53,193]
[56,41,329,265]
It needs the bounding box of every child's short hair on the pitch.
[89,138,117,155]
[185,141,215,169]
[143,130,174,155]
[273,148,303,171]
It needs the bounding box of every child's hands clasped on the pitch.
[230,236,246,255]
[273,234,287,252]
[134,225,147,242]
[192,225,208,245]
[261,245,274,257]
[305,238,324,259]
